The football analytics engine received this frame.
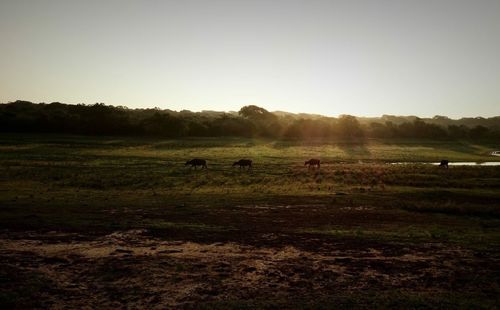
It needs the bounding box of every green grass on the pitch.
[302,220,500,248]
[141,220,233,232]
[1,133,499,246]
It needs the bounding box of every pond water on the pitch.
[432,162,500,166]
[391,162,500,166]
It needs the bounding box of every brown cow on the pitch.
[185,159,207,169]
[439,159,449,168]
[233,159,252,169]
[305,159,320,169]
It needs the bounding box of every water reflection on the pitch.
[391,162,500,166]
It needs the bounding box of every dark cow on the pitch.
[233,159,252,169]
[439,159,449,168]
[185,159,207,169]
[305,159,320,169]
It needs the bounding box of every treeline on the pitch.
[1,101,499,139]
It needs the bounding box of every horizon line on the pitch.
[2,99,499,120]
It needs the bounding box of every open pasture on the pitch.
[1,134,500,308]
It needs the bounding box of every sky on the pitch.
[1,0,499,118]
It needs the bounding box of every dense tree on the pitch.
[469,125,490,139]
[368,122,393,138]
[238,105,281,137]
[141,112,187,137]
[283,118,334,138]
[448,125,469,139]
[1,101,499,140]
[337,115,363,138]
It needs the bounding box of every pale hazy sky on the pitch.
[1,0,499,117]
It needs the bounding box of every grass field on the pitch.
[1,134,500,308]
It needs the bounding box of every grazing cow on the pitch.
[185,159,207,169]
[439,159,449,168]
[305,159,320,169]
[233,159,252,169]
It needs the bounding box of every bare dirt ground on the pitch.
[1,225,499,309]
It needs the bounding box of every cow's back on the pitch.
[190,158,206,165]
